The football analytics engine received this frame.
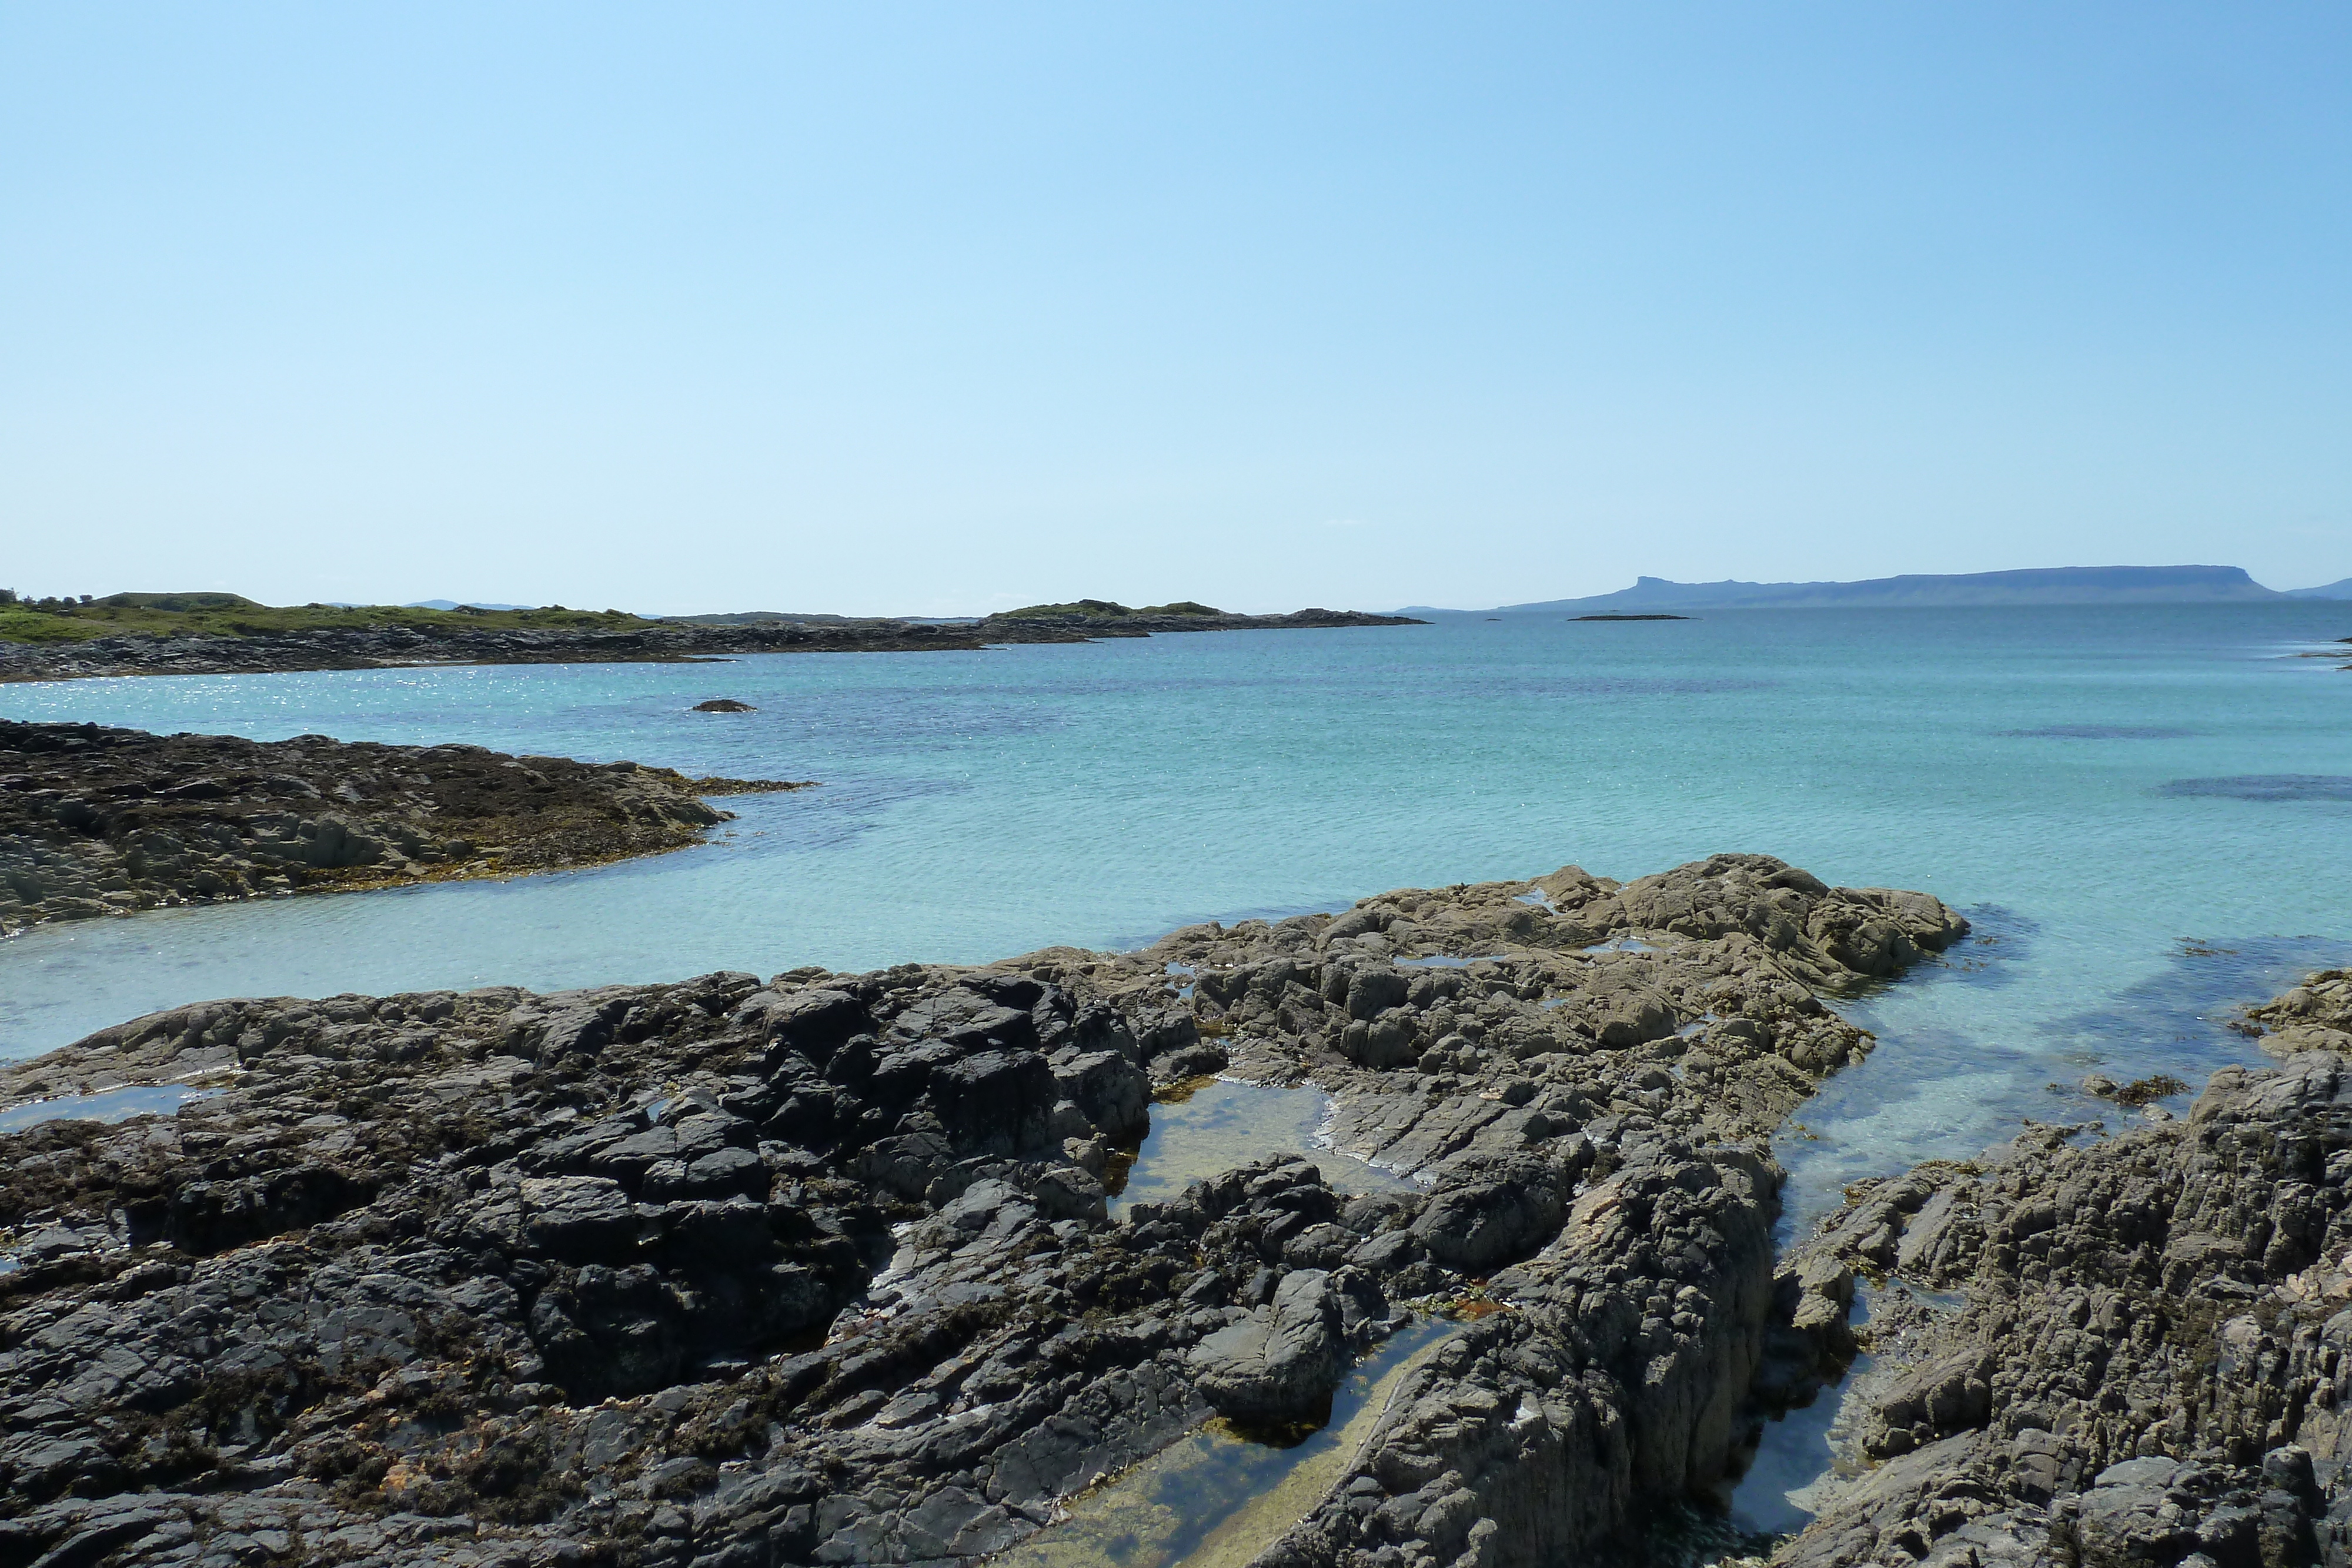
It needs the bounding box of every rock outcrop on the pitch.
[1766,971,2352,1568]
[0,720,811,931]
[1188,1267,1351,1423]
[0,855,1963,1566]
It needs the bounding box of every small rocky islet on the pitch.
[0,720,812,933]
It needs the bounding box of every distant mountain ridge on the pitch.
[1405,564,2351,614]
[2284,578,2352,600]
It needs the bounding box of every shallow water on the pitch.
[6,606,2347,1244]
[1725,1292,1890,1537]
[1110,1078,1422,1214]
[1722,925,2352,1542]
[2157,774,2352,801]
[991,1315,1456,1568]
[0,1084,217,1131]
[7,604,2349,1089]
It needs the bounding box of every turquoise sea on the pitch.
[5,602,2348,1534]
[6,605,2349,1181]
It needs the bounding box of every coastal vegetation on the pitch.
[0,589,649,646]
[995,597,1225,620]
[0,597,1418,683]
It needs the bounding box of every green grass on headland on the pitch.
[994,599,1224,620]
[0,590,654,646]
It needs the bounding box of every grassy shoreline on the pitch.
[0,590,652,647]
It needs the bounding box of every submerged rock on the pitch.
[0,854,1964,1566]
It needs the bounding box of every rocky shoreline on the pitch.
[1757,972,2352,1568]
[1,720,810,933]
[0,610,1421,684]
[0,854,1968,1567]
[21,848,2347,1568]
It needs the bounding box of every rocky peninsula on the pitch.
[0,720,810,932]
[0,599,1419,684]
[0,854,1966,1567]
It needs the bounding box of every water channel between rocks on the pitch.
[1707,924,2352,1556]
[1721,1290,1886,1538]
[951,1078,1435,1567]
[994,1316,1458,1568]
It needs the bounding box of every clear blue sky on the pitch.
[5,4,2348,614]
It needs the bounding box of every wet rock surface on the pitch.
[1766,974,2352,1568]
[0,720,811,932]
[1187,1267,1351,1424]
[0,611,1420,684]
[0,855,1963,1566]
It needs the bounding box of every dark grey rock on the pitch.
[1187,1269,1345,1421]
[0,854,1965,1568]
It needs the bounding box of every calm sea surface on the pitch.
[4,604,2350,1210]
[6,603,2349,1535]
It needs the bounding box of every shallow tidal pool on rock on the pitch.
[1722,1290,1890,1539]
[1108,1077,1423,1215]
[992,1316,1458,1568]
[0,1082,215,1131]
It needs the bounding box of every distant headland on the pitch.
[0,590,1420,683]
[1404,564,2352,615]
